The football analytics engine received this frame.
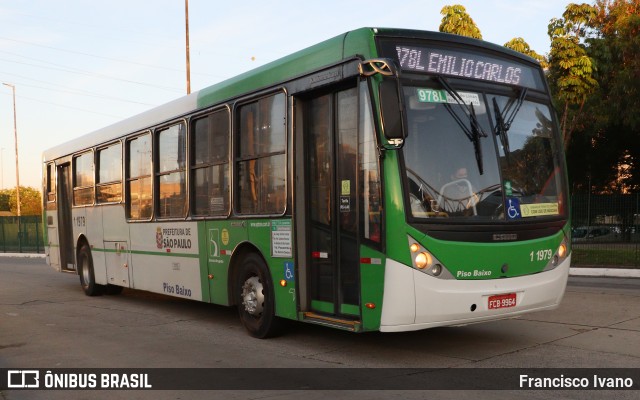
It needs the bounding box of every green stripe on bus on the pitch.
[92,248,199,258]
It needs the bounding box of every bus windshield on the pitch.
[403,84,565,222]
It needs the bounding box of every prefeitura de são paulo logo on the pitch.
[156,227,163,249]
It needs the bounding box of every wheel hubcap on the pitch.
[241,276,264,316]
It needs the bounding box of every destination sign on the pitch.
[380,42,544,90]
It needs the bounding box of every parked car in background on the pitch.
[572,225,621,242]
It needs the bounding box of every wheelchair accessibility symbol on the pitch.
[506,198,521,220]
[284,261,295,281]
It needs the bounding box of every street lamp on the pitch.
[185,0,191,94]
[3,83,20,217]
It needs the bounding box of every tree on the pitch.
[503,38,548,69]
[547,3,599,149]
[559,1,640,193]
[4,187,42,216]
[439,5,483,39]
[0,189,10,211]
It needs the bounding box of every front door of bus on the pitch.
[304,87,360,318]
[57,163,75,271]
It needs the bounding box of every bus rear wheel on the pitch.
[78,244,104,296]
[236,253,281,338]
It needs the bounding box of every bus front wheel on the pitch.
[78,244,104,296]
[236,253,281,338]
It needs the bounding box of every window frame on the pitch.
[125,131,154,221]
[96,140,123,205]
[46,162,56,204]
[234,89,288,217]
[154,119,188,220]
[72,150,95,207]
[190,106,231,218]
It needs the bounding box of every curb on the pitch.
[0,253,46,259]
[570,267,640,279]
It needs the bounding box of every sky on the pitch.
[0,0,576,190]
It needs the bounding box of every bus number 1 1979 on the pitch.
[530,249,552,262]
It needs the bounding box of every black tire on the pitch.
[78,244,104,296]
[235,253,281,338]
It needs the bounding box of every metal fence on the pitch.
[571,193,640,268]
[0,216,45,253]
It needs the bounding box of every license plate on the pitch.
[488,293,517,309]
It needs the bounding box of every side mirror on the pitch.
[379,79,406,147]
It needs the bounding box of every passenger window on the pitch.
[73,152,94,206]
[46,163,56,203]
[236,93,286,214]
[97,143,122,203]
[156,123,187,218]
[191,109,230,216]
[126,133,152,219]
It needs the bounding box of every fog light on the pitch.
[431,263,442,276]
[552,255,559,266]
[415,252,432,269]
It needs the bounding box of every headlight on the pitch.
[407,236,453,279]
[415,252,432,269]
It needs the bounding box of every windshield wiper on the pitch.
[437,77,488,175]
[493,88,528,162]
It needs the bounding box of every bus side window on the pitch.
[359,84,382,244]
[96,143,122,204]
[126,133,153,220]
[47,163,56,203]
[73,152,95,206]
[156,123,187,219]
[236,93,286,215]
[191,109,230,216]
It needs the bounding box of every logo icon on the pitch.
[209,229,220,258]
[7,370,40,388]
[156,227,163,249]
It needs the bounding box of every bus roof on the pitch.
[43,27,538,162]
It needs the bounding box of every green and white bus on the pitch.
[43,28,570,338]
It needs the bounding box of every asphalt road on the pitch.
[1,257,638,400]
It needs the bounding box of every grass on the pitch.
[572,244,640,268]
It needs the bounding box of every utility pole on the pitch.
[185,0,191,94]
[3,83,21,252]
[3,83,20,217]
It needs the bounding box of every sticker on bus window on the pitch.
[506,198,521,220]
[271,220,292,258]
[341,180,351,195]
[520,203,559,218]
[504,180,513,196]
[284,262,295,281]
[340,196,351,213]
[416,88,480,106]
